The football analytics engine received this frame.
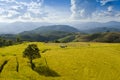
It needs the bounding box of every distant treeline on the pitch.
[0,37,22,47]
[0,32,120,45]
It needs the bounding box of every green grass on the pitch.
[0,42,120,80]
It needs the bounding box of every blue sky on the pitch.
[0,0,120,22]
[44,0,70,7]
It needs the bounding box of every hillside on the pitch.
[73,32,120,43]
[92,32,120,42]
[0,42,120,80]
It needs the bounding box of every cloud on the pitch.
[70,0,120,22]
[108,6,113,12]
[0,0,16,3]
[0,0,69,22]
[0,0,119,22]
[0,0,47,22]
[99,0,117,5]
[71,0,97,19]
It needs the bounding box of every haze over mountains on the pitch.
[0,21,120,43]
[20,25,79,35]
[0,21,120,34]
[71,21,120,33]
[0,22,52,34]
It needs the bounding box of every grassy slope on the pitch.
[0,42,120,80]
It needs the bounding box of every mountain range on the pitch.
[0,22,52,34]
[20,25,79,35]
[0,24,120,43]
[71,21,120,33]
[0,21,120,34]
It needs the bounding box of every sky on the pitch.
[0,0,120,23]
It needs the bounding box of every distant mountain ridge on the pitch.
[0,21,120,34]
[20,25,80,35]
[0,22,52,34]
[18,25,80,41]
[72,21,120,33]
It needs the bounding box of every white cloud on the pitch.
[27,2,44,15]
[71,0,97,20]
[18,12,31,20]
[0,0,48,22]
[100,0,116,5]
[70,0,120,22]
[108,6,113,12]
[91,9,120,22]
[0,0,70,22]
[11,5,21,10]
[70,0,76,19]
[0,0,16,3]
[0,0,119,23]
[0,7,5,14]
[7,10,20,18]
[41,6,70,23]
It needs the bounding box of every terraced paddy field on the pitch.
[0,42,120,80]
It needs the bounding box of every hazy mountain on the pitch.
[70,22,103,30]
[16,25,79,41]
[71,21,120,33]
[0,21,120,34]
[85,27,120,33]
[0,22,52,34]
[0,24,80,42]
[20,25,80,35]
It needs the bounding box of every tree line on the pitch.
[0,37,21,47]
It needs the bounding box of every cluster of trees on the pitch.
[1,32,120,45]
[0,37,21,47]
[0,38,13,47]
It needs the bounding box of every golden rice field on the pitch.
[0,42,120,80]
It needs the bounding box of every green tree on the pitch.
[16,37,21,42]
[0,38,3,47]
[3,39,6,46]
[8,40,13,45]
[23,44,41,70]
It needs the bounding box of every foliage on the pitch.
[23,44,41,69]
[0,38,13,47]
[23,44,41,60]
[1,32,120,43]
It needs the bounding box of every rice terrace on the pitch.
[0,0,120,80]
[0,42,120,80]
